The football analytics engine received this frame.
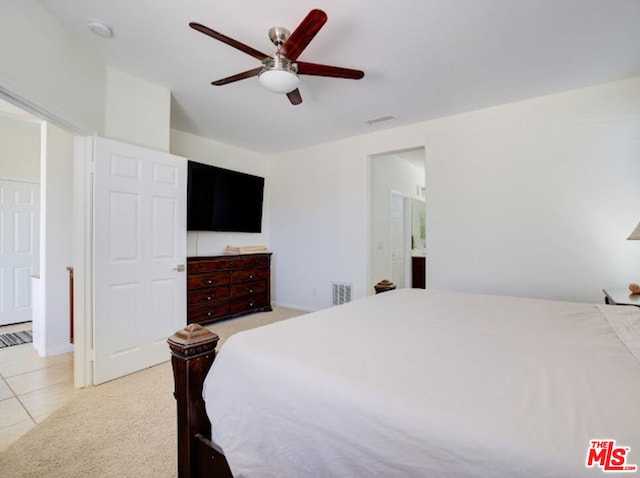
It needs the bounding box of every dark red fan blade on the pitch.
[190,22,270,61]
[297,61,365,80]
[278,9,327,61]
[287,88,303,105]
[211,67,263,86]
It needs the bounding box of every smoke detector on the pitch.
[87,19,113,38]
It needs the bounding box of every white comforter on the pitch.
[203,289,640,477]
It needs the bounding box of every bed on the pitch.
[168,288,640,477]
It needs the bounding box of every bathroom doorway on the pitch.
[369,147,426,292]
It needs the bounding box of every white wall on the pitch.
[0,0,105,134]
[105,68,171,152]
[425,77,640,302]
[170,129,271,257]
[270,76,640,309]
[38,122,74,356]
[269,141,372,311]
[0,117,40,182]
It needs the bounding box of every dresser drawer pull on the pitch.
[248,274,254,279]
[204,280,213,285]
[248,301,255,307]
[206,311,212,317]
[205,295,213,301]
[247,287,255,293]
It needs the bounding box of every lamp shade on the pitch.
[258,69,299,94]
[628,222,640,240]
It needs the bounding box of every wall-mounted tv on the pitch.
[187,161,265,233]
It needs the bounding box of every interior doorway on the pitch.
[0,97,75,358]
[369,147,426,293]
[0,101,41,328]
[0,98,78,449]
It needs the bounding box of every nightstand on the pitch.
[602,288,640,307]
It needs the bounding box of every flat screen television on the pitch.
[187,161,265,233]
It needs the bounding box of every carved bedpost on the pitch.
[168,324,221,478]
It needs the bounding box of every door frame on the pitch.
[73,136,94,387]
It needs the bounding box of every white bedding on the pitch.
[203,289,640,477]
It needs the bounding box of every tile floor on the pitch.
[0,322,78,452]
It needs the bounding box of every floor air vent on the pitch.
[332,282,352,306]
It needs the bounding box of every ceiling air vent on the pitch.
[366,115,396,126]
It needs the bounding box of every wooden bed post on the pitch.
[168,324,232,478]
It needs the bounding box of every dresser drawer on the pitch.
[230,267,268,284]
[189,257,245,272]
[187,272,229,290]
[230,280,267,300]
[237,255,270,269]
[187,302,231,323]
[188,287,230,306]
[229,295,269,315]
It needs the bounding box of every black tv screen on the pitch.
[187,161,264,233]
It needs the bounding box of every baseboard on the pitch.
[273,301,316,313]
[38,342,74,358]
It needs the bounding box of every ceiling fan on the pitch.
[190,9,365,105]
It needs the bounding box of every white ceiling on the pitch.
[38,0,640,154]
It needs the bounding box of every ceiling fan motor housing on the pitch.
[262,56,297,73]
[268,26,290,47]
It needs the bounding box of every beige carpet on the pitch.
[0,306,303,478]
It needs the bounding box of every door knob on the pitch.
[173,264,186,272]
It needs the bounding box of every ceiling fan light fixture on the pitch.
[259,68,299,94]
[258,57,299,94]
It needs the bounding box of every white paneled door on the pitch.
[390,192,409,289]
[93,137,186,384]
[0,180,39,326]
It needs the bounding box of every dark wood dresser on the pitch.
[187,253,272,325]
